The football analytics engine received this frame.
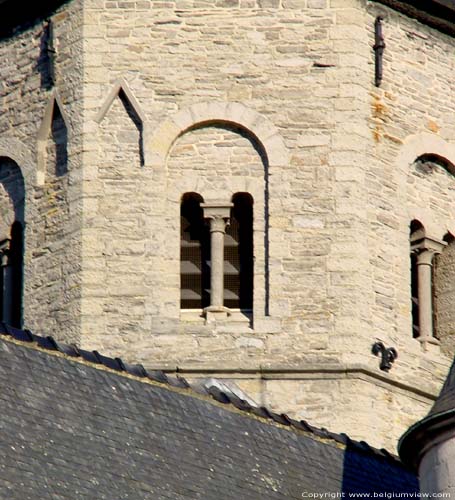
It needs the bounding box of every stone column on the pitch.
[411,236,446,348]
[416,249,436,343]
[201,202,233,321]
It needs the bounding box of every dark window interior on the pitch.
[224,193,253,310]
[410,252,419,338]
[0,221,23,328]
[180,193,210,309]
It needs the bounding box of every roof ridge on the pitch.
[0,322,405,465]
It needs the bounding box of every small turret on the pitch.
[399,358,455,494]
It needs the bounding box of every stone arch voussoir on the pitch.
[397,133,455,171]
[0,136,35,198]
[397,133,455,240]
[146,101,289,169]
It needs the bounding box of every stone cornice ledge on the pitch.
[153,363,438,401]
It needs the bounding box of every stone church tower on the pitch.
[1,0,455,452]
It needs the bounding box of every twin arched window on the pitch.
[180,192,253,312]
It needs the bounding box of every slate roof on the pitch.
[426,356,455,417]
[0,324,417,499]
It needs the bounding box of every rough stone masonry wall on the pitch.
[93,92,149,342]
[82,0,366,365]
[362,3,455,392]
[435,236,455,357]
[79,0,454,451]
[83,2,350,360]
[0,1,84,342]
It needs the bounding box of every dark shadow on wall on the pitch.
[38,20,55,91]
[263,153,270,316]
[119,89,144,167]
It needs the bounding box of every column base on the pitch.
[204,306,231,324]
[418,336,440,352]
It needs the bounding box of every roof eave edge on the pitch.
[371,0,455,38]
[398,410,455,471]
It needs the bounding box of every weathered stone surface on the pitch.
[0,0,83,342]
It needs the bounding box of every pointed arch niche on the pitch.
[96,79,146,167]
[37,91,69,185]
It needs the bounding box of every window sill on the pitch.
[180,308,252,324]
[416,335,441,353]
[179,309,282,334]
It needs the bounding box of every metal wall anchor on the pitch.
[373,16,385,87]
[372,342,397,371]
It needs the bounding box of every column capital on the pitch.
[201,202,233,220]
[201,202,233,233]
[416,249,438,266]
[411,235,447,261]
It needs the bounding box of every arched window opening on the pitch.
[180,193,210,309]
[415,154,455,177]
[410,220,445,344]
[224,193,253,310]
[0,157,25,328]
[180,192,254,316]
[0,221,23,328]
